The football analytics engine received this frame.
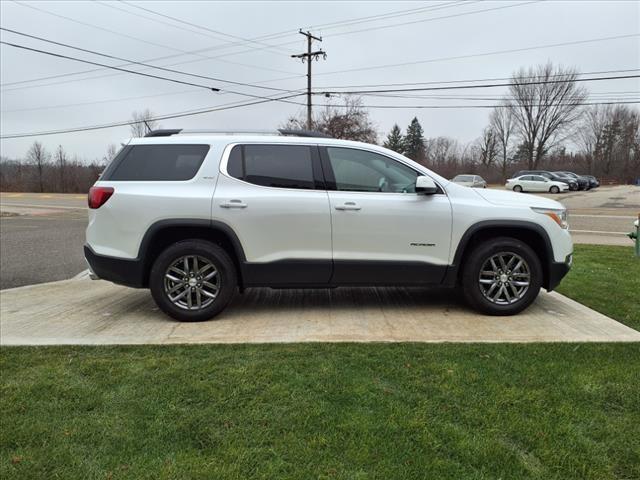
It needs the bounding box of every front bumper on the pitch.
[547,253,572,291]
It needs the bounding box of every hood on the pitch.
[473,188,564,209]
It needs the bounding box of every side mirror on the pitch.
[415,176,438,194]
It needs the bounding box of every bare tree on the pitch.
[283,96,377,143]
[578,105,640,179]
[104,144,118,164]
[478,126,498,167]
[490,106,516,181]
[507,63,588,169]
[54,145,68,192]
[130,109,160,137]
[578,105,611,174]
[26,141,49,192]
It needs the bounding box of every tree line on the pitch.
[0,110,155,193]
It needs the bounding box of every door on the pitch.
[530,175,547,191]
[214,143,332,286]
[321,146,452,285]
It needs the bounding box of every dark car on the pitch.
[584,175,599,188]
[513,170,578,191]
[555,171,590,190]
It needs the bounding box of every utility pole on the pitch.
[291,30,326,130]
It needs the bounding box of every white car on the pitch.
[85,129,573,320]
[451,174,487,188]
[506,175,569,194]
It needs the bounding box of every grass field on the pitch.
[1,246,638,480]
[557,244,640,329]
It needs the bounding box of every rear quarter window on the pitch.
[102,144,210,181]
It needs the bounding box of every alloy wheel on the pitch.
[478,252,530,305]
[163,255,220,310]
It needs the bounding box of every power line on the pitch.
[0,39,307,106]
[120,0,292,56]
[315,68,640,90]
[0,93,306,139]
[1,89,201,113]
[197,1,472,49]
[351,92,640,101]
[318,75,640,95]
[8,0,299,80]
[0,41,221,91]
[0,0,528,90]
[316,33,640,76]
[314,100,640,109]
[325,1,540,39]
[307,1,471,31]
[96,1,297,76]
[0,27,296,93]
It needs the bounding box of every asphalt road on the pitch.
[0,187,637,289]
[0,193,87,290]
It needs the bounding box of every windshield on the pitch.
[453,175,474,181]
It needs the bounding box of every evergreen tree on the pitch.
[383,124,405,153]
[404,117,426,162]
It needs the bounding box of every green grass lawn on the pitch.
[556,244,640,329]
[1,245,639,480]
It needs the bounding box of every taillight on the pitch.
[88,186,114,209]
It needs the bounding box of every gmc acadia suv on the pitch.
[85,129,573,321]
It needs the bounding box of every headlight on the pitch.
[531,207,568,229]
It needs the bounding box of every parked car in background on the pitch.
[584,175,599,188]
[506,175,569,193]
[513,170,579,191]
[451,174,487,188]
[554,171,590,190]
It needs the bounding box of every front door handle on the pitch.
[220,199,247,209]
[335,202,361,211]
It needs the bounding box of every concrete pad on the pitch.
[1,279,638,345]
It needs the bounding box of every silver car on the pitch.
[451,174,487,188]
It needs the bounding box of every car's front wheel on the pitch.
[149,240,237,322]
[461,237,542,315]
[549,185,560,194]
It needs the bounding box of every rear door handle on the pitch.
[335,202,361,211]
[220,199,247,209]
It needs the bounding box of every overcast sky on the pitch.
[1,0,639,161]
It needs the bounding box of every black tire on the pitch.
[461,237,542,316]
[549,186,559,194]
[513,185,523,192]
[149,240,237,322]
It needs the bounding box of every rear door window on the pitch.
[226,144,316,190]
[103,144,209,181]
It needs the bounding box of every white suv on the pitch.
[85,129,573,321]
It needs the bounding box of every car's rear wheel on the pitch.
[549,185,560,194]
[149,240,237,322]
[462,237,542,315]
[513,185,523,192]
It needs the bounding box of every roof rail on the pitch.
[143,128,333,138]
[144,129,183,137]
[277,129,332,138]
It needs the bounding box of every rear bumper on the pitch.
[547,253,572,291]
[84,244,145,288]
